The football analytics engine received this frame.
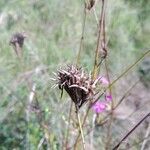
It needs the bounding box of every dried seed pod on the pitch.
[10,32,26,47]
[9,32,27,57]
[85,0,95,10]
[56,65,96,110]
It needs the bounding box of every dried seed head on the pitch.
[85,0,95,10]
[9,32,27,58]
[10,32,27,48]
[56,65,97,109]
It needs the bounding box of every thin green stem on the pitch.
[65,101,73,148]
[74,106,90,147]
[77,111,86,150]
[109,50,150,88]
[92,0,106,79]
[113,79,140,110]
[76,2,87,65]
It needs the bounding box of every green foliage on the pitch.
[0,0,149,149]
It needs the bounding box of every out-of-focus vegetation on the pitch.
[0,0,149,149]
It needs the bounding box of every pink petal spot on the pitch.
[105,94,112,102]
[92,101,106,113]
[99,76,109,85]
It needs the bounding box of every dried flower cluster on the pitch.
[85,0,95,10]
[56,65,98,110]
[53,65,113,113]
[10,32,26,48]
[9,32,27,57]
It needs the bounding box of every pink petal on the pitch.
[92,101,106,113]
[99,76,109,85]
[105,94,112,102]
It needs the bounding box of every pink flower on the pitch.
[99,76,109,85]
[105,94,112,102]
[92,101,106,113]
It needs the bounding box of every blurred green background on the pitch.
[0,0,149,149]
